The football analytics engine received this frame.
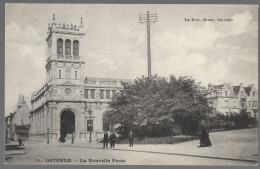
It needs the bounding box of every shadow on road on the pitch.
[5,145,25,151]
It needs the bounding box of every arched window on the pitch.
[65,39,71,55]
[57,39,63,55]
[73,40,79,56]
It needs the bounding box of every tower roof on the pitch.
[47,13,85,40]
[17,94,26,109]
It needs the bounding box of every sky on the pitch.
[5,4,258,116]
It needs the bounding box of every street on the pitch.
[5,128,258,165]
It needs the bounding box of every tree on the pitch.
[103,75,212,137]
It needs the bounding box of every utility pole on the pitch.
[139,11,158,78]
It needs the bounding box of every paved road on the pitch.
[4,141,256,165]
[5,128,258,165]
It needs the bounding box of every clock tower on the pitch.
[45,14,85,85]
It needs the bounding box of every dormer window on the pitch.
[241,91,244,96]
[65,39,71,55]
[57,39,63,55]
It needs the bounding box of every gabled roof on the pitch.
[212,84,224,89]
[244,86,252,96]
[233,86,240,95]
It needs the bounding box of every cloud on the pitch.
[98,58,118,70]
[6,22,42,44]
[229,11,253,36]
[5,22,46,114]
[150,10,257,87]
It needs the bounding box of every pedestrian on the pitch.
[110,131,116,148]
[200,127,212,147]
[18,138,23,146]
[129,130,134,147]
[103,131,109,148]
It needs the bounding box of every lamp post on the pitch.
[88,109,92,143]
[47,128,49,144]
[84,102,87,140]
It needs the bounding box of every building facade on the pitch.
[5,95,30,141]
[29,15,131,143]
[206,83,258,118]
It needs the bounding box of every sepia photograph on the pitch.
[4,3,258,165]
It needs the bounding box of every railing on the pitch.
[73,56,80,60]
[56,54,81,60]
[65,55,72,59]
[54,23,81,31]
[57,54,64,59]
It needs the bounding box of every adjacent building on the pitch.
[206,83,258,118]
[29,15,131,144]
[5,95,30,141]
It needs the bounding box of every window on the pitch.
[73,40,79,56]
[253,101,258,107]
[57,39,63,54]
[100,90,104,99]
[248,101,251,107]
[106,90,110,99]
[91,89,95,99]
[75,71,78,79]
[234,101,237,108]
[241,101,245,108]
[84,89,88,98]
[224,100,229,108]
[112,90,116,96]
[241,91,244,96]
[87,120,93,131]
[65,39,71,55]
[225,91,228,96]
[59,70,62,79]
[253,92,256,97]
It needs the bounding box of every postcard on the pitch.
[5,3,258,165]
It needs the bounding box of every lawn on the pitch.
[117,127,258,145]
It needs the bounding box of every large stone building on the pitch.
[206,83,258,118]
[5,95,30,141]
[29,15,131,143]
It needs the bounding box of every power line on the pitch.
[139,11,158,78]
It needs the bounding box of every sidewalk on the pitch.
[5,142,26,156]
[61,128,258,163]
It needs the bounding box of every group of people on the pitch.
[103,130,135,148]
[103,131,116,148]
[103,128,212,148]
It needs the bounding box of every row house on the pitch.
[206,83,258,118]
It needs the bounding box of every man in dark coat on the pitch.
[129,130,134,147]
[110,131,116,148]
[200,127,212,147]
[103,131,109,148]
